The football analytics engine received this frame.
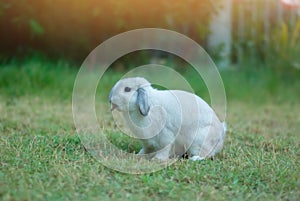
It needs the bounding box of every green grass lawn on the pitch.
[0,58,299,200]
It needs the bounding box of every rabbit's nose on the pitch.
[111,103,118,111]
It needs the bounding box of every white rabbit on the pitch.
[109,77,226,161]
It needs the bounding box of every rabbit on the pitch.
[109,77,226,161]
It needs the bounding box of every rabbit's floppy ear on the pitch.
[137,87,150,116]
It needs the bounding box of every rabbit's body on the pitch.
[109,77,226,161]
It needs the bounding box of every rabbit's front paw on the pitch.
[189,156,205,161]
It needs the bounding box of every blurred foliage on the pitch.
[0,56,76,99]
[231,0,300,72]
[267,20,300,71]
[1,57,299,104]
[0,0,219,61]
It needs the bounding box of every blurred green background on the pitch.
[0,0,215,61]
[0,0,299,71]
[0,1,299,200]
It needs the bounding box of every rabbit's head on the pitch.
[109,77,151,116]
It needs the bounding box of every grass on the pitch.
[0,58,299,200]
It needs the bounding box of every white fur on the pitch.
[109,77,226,161]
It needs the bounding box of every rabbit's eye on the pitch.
[124,87,131,92]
